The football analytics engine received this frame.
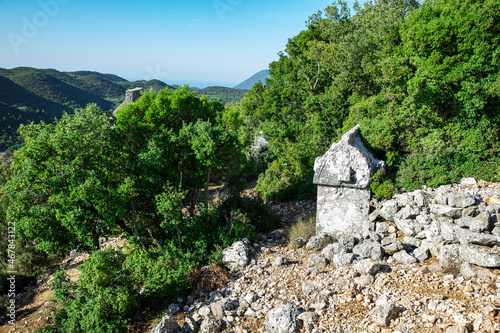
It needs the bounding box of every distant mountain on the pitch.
[0,67,120,150]
[234,69,270,90]
[117,79,171,92]
[69,71,128,83]
[0,67,250,151]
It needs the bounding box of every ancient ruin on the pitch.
[113,87,144,116]
[313,124,385,235]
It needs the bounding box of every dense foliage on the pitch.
[5,87,278,331]
[233,0,500,200]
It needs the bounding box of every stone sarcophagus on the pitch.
[314,125,385,235]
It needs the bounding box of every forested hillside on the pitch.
[0,68,248,151]
[227,0,500,200]
[195,86,248,105]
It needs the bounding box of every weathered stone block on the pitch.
[265,304,304,333]
[459,245,500,268]
[430,204,463,219]
[380,200,399,221]
[316,186,371,235]
[393,250,417,265]
[313,125,385,235]
[438,244,462,272]
[455,227,499,247]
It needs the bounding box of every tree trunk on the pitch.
[131,200,151,256]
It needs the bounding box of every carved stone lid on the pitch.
[313,124,385,189]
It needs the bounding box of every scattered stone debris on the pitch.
[148,179,500,333]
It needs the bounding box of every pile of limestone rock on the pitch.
[150,178,500,333]
[366,177,500,273]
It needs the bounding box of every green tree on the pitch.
[247,0,420,200]
[7,105,125,254]
[7,87,245,255]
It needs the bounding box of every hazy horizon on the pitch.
[1,0,363,87]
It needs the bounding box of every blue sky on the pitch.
[1,0,363,88]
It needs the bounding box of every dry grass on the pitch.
[288,215,316,248]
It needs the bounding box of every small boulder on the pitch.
[413,190,431,207]
[413,246,431,263]
[353,241,384,261]
[455,228,499,247]
[394,218,418,237]
[199,317,222,333]
[291,237,307,248]
[268,229,285,240]
[338,234,357,252]
[460,177,477,185]
[332,253,355,267]
[392,250,417,265]
[375,222,389,235]
[380,200,399,222]
[460,262,477,277]
[469,212,492,233]
[222,239,250,271]
[447,192,475,208]
[307,253,328,268]
[459,245,500,268]
[210,297,237,320]
[198,305,211,318]
[381,237,403,256]
[430,204,463,219]
[354,274,375,286]
[395,204,420,220]
[265,304,304,333]
[273,256,287,268]
[321,243,345,261]
[297,311,318,323]
[456,216,474,228]
[396,193,414,207]
[168,303,180,316]
[370,303,398,326]
[440,220,458,243]
[181,315,198,333]
[305,233,333,251]
[438,244,462,273]
[151,315,182,333]
[354,259,380,276]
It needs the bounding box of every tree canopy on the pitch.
[7,87,245,255]
[236,0,500,200]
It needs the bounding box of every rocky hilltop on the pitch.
[152,178,500,333]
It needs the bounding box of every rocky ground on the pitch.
[4,180,500,333]
[159,232,500,333]
[155,179,500,333]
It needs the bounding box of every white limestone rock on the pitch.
[222,239,250,271]
[265,304,304,333]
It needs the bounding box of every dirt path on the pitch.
[0,255,84,333]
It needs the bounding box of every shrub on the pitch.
[370,169,396,199]
[214,195,281,242]
[42,249,138,333]
[124,244,194,307]
[255,156,315,202]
